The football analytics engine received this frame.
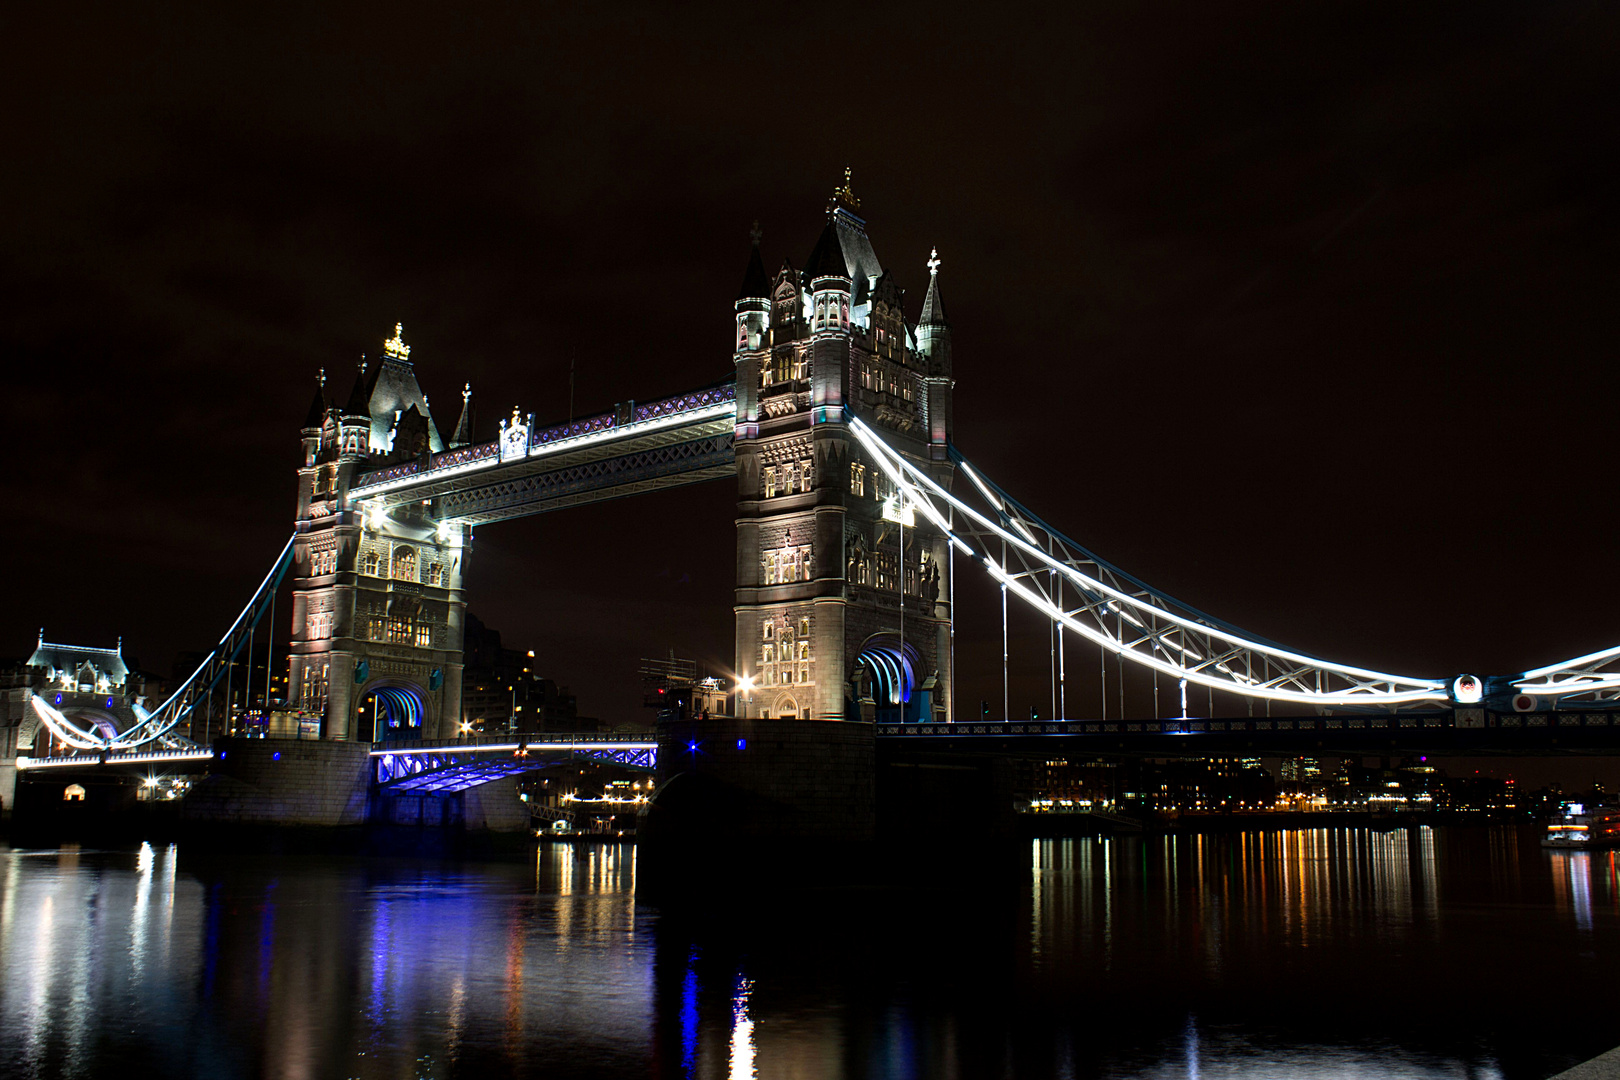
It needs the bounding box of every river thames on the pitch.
[1,826,1616,1079]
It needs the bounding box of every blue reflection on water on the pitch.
[0,829,1617,1079]
[680,947,699,1077]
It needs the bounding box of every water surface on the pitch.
[1,827,1615,1078]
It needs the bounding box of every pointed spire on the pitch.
[803,217,849,283]
[343,358,371,417]
[737,222,771,301]
[451,382,474,447]
[918,247,947,326]
[303,369,329,428]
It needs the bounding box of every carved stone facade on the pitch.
[734,185,955,723]
[288,332,468,742]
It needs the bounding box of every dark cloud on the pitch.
[2,0,1616,734]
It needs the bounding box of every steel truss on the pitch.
[848,418,1451,710]
[1513,647,1620,705]
[373,739,657,795]
[438,431,734,523]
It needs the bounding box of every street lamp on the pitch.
[736,674,755,719]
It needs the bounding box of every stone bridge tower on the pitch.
[288,325,471,742]
[732,177,955,724]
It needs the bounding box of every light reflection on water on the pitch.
[0,828,1616,1078]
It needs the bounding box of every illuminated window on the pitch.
[798,642,810,662]
[764,553,778,585]
[427,562,444,587]
[800,460,812,490]
[761,645,773,665]
[64,784,86,802]
[799,663,810,683]
[798,617,810,638]
[392,546,416,581]
[415,623,432,649]
[762,623,773,640]
[850,462,864,497]
[782,463,797,493]
[764,467,777,498]
[362,551,380,576]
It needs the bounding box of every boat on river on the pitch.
[1543,804,1620,849]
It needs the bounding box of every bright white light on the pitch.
[1451,674,1484,704]
[847,418,1448,706]
[881,494,915,526]
[353,399,734,500]
[736,675,756,693]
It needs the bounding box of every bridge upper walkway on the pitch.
[349,380,737,523]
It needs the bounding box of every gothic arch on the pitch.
[357,678,433,742]
[770,692,800,719]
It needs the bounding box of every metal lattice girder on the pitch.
[372,738,657,795]
[437,432,735,525]
[847,418,1452,709]
[1514,647,1620,704]
[352,380,738,515]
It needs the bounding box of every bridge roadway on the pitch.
[15,748,216,774]
[877,709,1620,756]
[371,733,657,794]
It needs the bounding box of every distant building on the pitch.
[435,614,596,737]
[640,655,727,720]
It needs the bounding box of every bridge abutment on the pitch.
[642,717,875,846]
[181,738,372,827]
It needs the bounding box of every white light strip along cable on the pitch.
[848,419,1448,707]
[115,533,297,750]
[1512,643,1620,700]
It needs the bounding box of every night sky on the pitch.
[4,2,1617,763]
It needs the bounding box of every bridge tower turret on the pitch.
[732,174,955,725]
[287,325,468,743]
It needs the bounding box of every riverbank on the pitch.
[1020,808,1531,837]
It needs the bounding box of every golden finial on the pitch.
[383,322,411,360]
[927,247,941,276]
[831,166,860,211]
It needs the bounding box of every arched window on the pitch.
[392,546,416,581]
[798,617,810,638]
[64,784,86,802]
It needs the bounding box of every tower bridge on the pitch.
[14,175,1620,841]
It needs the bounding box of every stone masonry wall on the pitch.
[646,716,875,844]
[181,738,372,827]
